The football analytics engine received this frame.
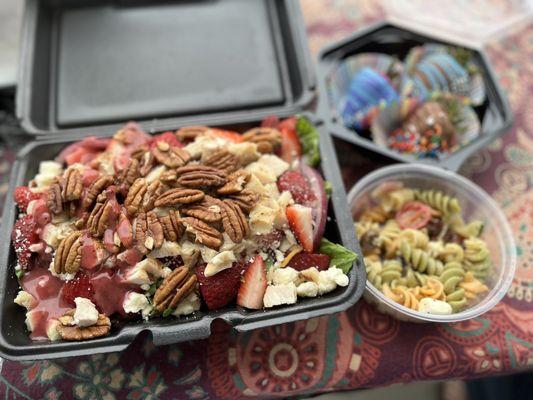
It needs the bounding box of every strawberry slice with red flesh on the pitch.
[237,256,267,309]
[150,131,184,149]
[209,128,243,143]
[261,115,280,128]
[278,116,297,132]
[196,261,247,310]
[277,171,316,205]
[60,271,95,306]
[13,186,46,213]
[11,215,39,269]
[279,126,302,163]
[286,253,330,271]
[286,205,314,252]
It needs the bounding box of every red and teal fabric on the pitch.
[0,1,531,398]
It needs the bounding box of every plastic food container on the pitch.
[316,22,514,172]
[0,0,367,360]
[347,164,516,322]
[0,117,366,360]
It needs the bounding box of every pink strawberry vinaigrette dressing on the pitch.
[18,125,154,340]
[22,204,140,340]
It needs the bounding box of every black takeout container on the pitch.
[1,0,366,360]
[315,22,514,172]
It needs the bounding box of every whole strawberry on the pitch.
[11,215,39,269]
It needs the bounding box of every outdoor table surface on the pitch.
[0,1,531,399]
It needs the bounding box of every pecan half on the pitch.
[220,200,249,243]
[82,175,113,209]
[152,142,191,168]
[131,145,150,160]
[117,158,140,193]
[54,231,83,275]
[181,217,222,249]
[241,127,281,153]
[176,165,227,188]
[226,189,259,213]
[176,126,209,142]
[138,151,155,176]
[87,201,113,238]
[217,170,251,195]
[57,310,111,341]
[203,149,239,173]
[159,209,184,242]
[125,178,163,215]
[62,168,83,201]
[153,267,197,312]
[47,181,63,214]
[154,188,204,207]
[135,211,164,251]
[181,196,223,223]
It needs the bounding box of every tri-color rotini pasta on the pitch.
[356,185,491,314]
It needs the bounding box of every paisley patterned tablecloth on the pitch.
[0,1,531,399]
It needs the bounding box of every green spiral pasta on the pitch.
[441,243,464,263]
[380,259,403,284]
[399,228,429,248]
[400,240,444,276]
[355,221,379,239]
[463,237,492,279]
[365,258,383,289]
[440,262,466,294]
[453,220,484,238]
[381,188,415,211]
[426,240,445,258]
[377,220,401,257]
[414,189,461,216]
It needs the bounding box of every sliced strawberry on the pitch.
[209,128,243,143]
[286,253,330,271]
[117,211,133,248]
[261,115,280,128]
[237,256,267,309]
[279,126,302,163]
[64,147,92,166]
[286,204,314,252]
[11,215,39,269]
[79,136,111,151]
[60,271,95,306]
[277,171,316,205]
[81,235,109,269]
[13,186,45,212]
[150,131,184,149]
[278,117,297,132]
[28,198,52,227]
[196,261,247,310]
[81,168,101,187]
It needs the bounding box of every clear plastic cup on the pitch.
[347,164,517,322]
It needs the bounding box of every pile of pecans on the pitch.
[44,125,282,339]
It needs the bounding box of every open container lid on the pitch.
[17,0,315,136]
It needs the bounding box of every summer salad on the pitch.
[11,116,357,341]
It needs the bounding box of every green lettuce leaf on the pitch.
[296,116,320,166]
[162,307,175,318]
[319,238,357,274]
[324,180,332,197]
